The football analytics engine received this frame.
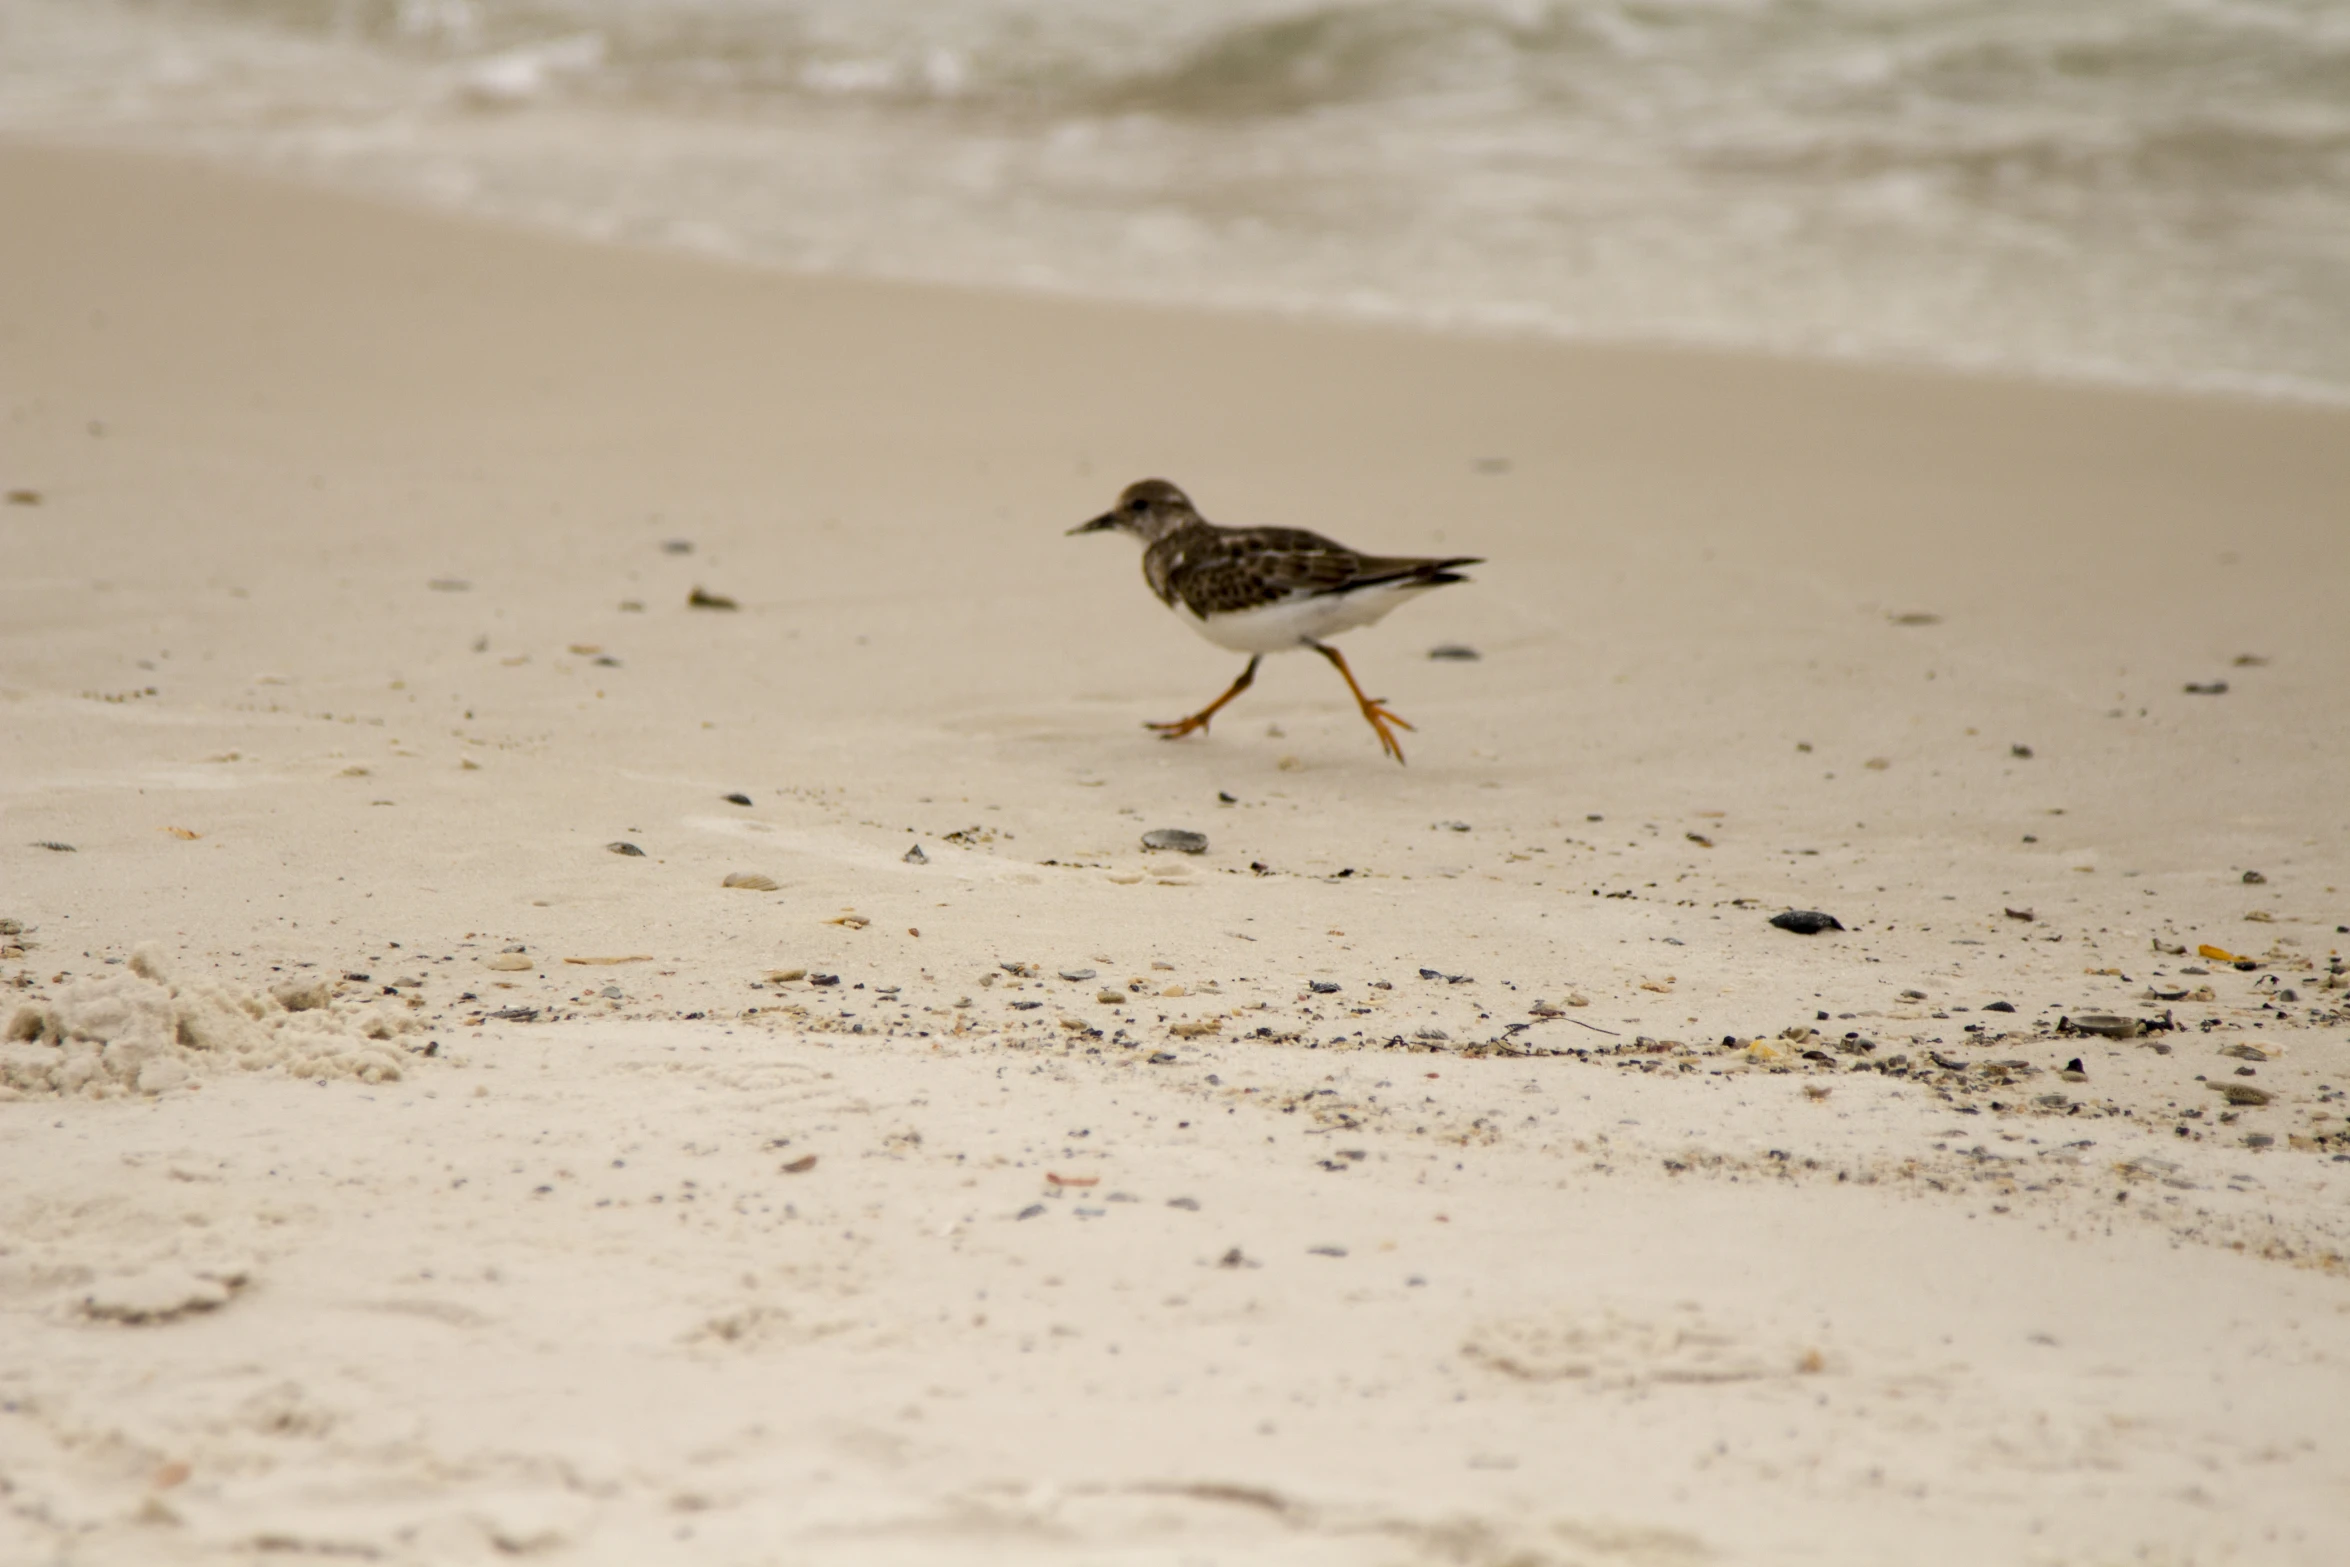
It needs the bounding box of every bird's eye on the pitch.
[1127,497,1149,513]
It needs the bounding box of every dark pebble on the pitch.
[2183,681,2228,695]
[1016,1203,1046,1221]
[1149,1051,1178,1064]
[1141,828,1207,854]
[1770,910,1845,935]
[661,539,693,554]
[903,844,927,864]
[723,792,752,806]
[33,841,76,853]
[809,973,840,987]
[1308,980,1340,994]
[1428,644,1481,661]
[607,841,645,856]
[687,586,737,610]
[2241,870,2266,884]
[2011,744,2034,758]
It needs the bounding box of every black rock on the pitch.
[607,841,645,856]
[1770,910,1845,935]
[723,792,752,806]
[1983,1000,2016,1012]
[1428,644,1481,661]
[1308,980,1341,994]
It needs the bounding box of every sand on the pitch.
[2,141,2348,1566]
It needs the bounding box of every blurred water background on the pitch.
[6,0,2347,402]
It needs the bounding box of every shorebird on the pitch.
[1069,478,1480,763]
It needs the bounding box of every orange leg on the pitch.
[1147,655,1259,740]
[1311,640,1413,764]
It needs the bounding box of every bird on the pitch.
[1068,478,1480,763]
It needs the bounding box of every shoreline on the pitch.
[9,126,2350,416]
[3,139,2347,1565]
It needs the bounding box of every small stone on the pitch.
[607,841,645,856]
[1148,1051,1177,1064]
[1141,829,1207,854]
[1308,980,1340,994]
[1770,910,1844,935]
[781,1154,817,1174]
[722,872,778,891]
[1428,644,1481,661]
[5,489,41,506]
[2182,681,2228,695]
[1058,967,1097,982]
[2011,744,2034,758]
[1983,1000,2016,1012]
[662,539,694,555]
[1899,988,1927,1001]
[1096,989,1123,1005]
[903,844,928,864]
[723,792,752,806]
[765,967,807,983]
[808,973,839,988]
[2241,869,2266,884]
[2067,1014,2137,1039]
[687,586,737,610]
[2219,1042,2270,1061]
[483,953,533,972]
[2214,1082,2271,1107]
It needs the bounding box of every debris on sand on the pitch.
[1769,910,1844,935]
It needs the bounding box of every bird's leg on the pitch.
[1146,655,1259,740]
[1309,640,1413,764]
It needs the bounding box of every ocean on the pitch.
[7,0,2348,402]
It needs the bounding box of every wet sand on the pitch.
[3,141,2348,1565]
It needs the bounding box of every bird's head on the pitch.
[1068,478,1198,544]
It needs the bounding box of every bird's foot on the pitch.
[1358,698,1415,764]
[1144,712,1214,740]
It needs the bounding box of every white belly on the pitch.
[1177,582,1433,655]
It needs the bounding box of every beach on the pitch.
[2,140,2348,1564]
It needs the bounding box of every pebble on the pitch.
[2241,869,2266,884]
[1141,829,1208,854]
[1428,645,1481,661]
[1983,1000,2016,1012]
[2182,681,2228,695]
[809,973,840,987]
[1096,989,1124,1005]
[2219,1043,2270,1061]
[903,844,928,864]
[723,792,752,806]
[2214,1082,2272,1106]
[1308,980,1340,994]
[1770,910,1844,935]
[607,841,645,856]
[687,586,738,610]
[1059,967,1097,981]
[721,872,778,891]
[662,539,694,554]
[483,953,533,972]
[2067,1014,2137,1039]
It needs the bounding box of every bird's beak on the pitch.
[1067,512,1118,536]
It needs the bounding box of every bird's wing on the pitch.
[1148,527,1369,616]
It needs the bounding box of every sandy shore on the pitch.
[3,141,2348,1565]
